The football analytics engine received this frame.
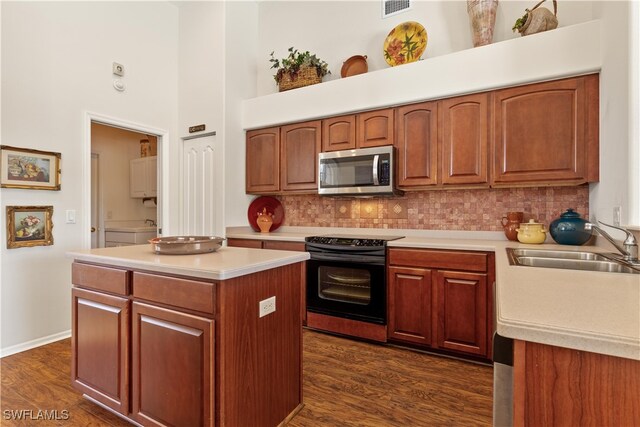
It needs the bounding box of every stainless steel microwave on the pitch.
[318,146,400,196]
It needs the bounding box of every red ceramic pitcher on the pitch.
[501,211,524,241]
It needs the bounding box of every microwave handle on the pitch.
[372,155,380,185]
[319,162,326,184]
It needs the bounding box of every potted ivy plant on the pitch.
[269,47,330,92]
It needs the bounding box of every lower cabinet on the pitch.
[131,302,214,427]
[387,248,494,359]
[71,287,130,415]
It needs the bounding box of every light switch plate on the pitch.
[65,210,76,224]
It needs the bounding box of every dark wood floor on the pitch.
[0,330,493,426]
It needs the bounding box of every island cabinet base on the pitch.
[513,340,640,427]
[71,261,303,427]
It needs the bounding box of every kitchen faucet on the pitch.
[144,218,156,227]
[585,221,638,264]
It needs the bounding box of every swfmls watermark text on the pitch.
[3,409,69,421]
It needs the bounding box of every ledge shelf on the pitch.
[242,20,601,130]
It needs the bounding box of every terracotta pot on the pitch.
[501,211,524,241]
[256,208,273,233]
[467,0,499,47]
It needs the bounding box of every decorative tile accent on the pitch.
[276,186,590,231]
[359,201,378,219]
[335,200,352,219]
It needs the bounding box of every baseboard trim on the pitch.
[1,330,71,358]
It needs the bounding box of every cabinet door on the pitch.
[146,156,157,197]
[396,101,438,187]
[130,157,148,197]
[132,302,214,427]
[322,115,356,152]
[435,270,487,357]
[72,287,130,415]
[387,266,433,346]
[357,109,394,148]
[492,76,597,185]
[440,94,489,186]
[281,120,321,192]
[246,127,280,193]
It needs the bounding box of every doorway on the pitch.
[83,112,169,250]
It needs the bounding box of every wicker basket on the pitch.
[278,66,322,92]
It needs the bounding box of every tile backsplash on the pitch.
[277,186,589,231]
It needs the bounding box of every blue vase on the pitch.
[549,208,591,245]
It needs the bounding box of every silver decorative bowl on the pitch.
[149,236,225,255]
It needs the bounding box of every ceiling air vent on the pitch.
[382,0,411,19]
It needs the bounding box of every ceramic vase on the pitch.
[501,211,524,241]
[467,0,499,47]
[549,208,591,245]
[257,208,273,233]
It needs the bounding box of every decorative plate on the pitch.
[247,196,285,232]
[383,21,427,67]
[341,55,368,78]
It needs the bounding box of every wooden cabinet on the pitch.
[72,261,303,426]
[72,288,130,415]
[387,248,494,359]
[322,115,356,151]
[357,108,394,148]
[130,156,157,198]
[513,340,640,426]
[396,94,489,189]
[132,302,213,427]
[322,108,394,152]
[246,127,280,193]
[227,238,306,252]
[492,74,599,186]
[440,93,489,186]
[387,266,432,346]
[395,101,438,187]
[281,120,321,192]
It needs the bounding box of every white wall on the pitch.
[0,1,179,354]
[225,1,259,226]
[177,2,226,236]
[91,123,158,225]
[256,1,595,95]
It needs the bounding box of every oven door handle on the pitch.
[309,253,385,265]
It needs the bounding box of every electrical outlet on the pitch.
[259,296,276,318]
[613,206,622,226]
[107,211,113,219]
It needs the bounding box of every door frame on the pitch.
[83,111,170,250]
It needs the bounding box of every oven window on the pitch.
[317,266,371,305]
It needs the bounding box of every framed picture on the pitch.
[6,206,54,249]
[0,145,61,190]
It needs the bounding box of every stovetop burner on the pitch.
[305,234,404,247]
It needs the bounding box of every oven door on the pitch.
[306,256,386,324]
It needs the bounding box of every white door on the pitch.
[182,135,223,236]
[91,153,100,248]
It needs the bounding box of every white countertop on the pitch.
[104,226,157,233]
[226,226,640,360]
[67,245,309,281]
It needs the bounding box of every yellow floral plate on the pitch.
[383,21,427,66]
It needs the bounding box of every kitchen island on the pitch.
[68,244,309,427]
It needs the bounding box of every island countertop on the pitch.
[67,244,309,281]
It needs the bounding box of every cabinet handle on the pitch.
[91,227,96,232]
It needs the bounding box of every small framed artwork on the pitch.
[6,206,54,249]
[0,145,61,190]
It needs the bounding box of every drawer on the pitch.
[72,263,129,295]
[263,240,306,251]
[133,272,216,315]
[105,231,156,244]
[388,248,488,272]
[227,238,263,249]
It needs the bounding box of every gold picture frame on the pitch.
[6,206,54,249]
[0,145,61,190]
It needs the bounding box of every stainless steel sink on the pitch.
[507,248,640,274]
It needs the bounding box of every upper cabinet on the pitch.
[246,127,280,193]
[281,121,321,192]
[130,156,157,198]
[396,101,438,187]
[322,108,394,152]
[246,74,599,195]
[492,74,599,186]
